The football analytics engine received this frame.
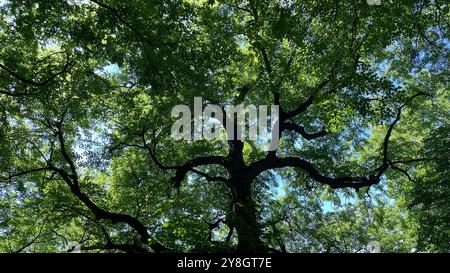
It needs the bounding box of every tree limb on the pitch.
[249,92,431,190]
[281,123,327,140]
[0,53,73,87]
[48,122,167,253]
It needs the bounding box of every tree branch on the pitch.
[191,168,228,183]
[48,123,167,253]
[281,123,327,140]
[376,92,431,175]
[249,92,431,190]
[0,53,73,87]
[170,156,228,187]
[248,156,379,190]
[0,167,52,182]
[89,0,173,48]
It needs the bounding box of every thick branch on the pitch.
[114,133,228,186]
[248,156,379,190]
[260,47,272,75]
[282,95,314,120]
[281,123,327,140]
[191,168,228,183]
[282,79,330,120]
[51,124,167,253]
[170,156,227,187]
[250,92,431,190]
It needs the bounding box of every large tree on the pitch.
[0,0,448,253]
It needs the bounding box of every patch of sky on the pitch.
[0,0,8,9]
[234,34,249,49]
[95,62,120,77]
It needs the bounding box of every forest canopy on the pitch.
[0,0,449,253]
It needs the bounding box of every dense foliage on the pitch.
[0,0,448,253]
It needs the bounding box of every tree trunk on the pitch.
[229,177,265,253]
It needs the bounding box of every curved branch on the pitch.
[389,163,415,183]
[0,54,73,87]
[191,168,228,183]
[248,156,379,190]
[170,156,228,187]
[113,131,228,187]
[283,95,314,120]
[376,92,431,175]
[281,123,327,140]
[249,92,431,190]
[50,124,167,253]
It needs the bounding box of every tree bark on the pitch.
[229,176,265,253]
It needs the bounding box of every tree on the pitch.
[0,0,448,253]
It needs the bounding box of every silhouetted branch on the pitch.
[249,92,431,190]
[282,123,327,140]
[46,121,168,253]
[0,53,73,87]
